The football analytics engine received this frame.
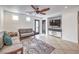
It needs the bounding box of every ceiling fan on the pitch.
[31,5,50,15]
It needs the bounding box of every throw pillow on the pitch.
[4,31,9,36]
[3,32,12,46]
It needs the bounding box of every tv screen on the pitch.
[50,19,61,27]
[50,20,53,26]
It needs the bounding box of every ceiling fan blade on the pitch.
[31,5,37,11]
[40,8,50,12]
[40,12,46,15]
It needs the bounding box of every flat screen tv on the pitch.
[50,19,61,27]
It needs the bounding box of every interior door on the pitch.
[42,20,46,34]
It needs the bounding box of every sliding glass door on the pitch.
[35,20,40,33]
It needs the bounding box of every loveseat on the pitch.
[18,28,39,40]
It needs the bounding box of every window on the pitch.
[12,15,19,21]
[26,17,31,22]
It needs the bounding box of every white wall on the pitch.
[0,8,4,31]
[4,11,34,32]
[46,7,79,43]
[62,7,79,43]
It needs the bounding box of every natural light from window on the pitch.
[26,17,31,22]
[12,15,19,21]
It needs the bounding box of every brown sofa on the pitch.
[18,28,39,40]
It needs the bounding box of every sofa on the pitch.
[0,31,23,54]
[18,28,39,40]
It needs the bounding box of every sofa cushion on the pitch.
[3,32,12,46]
[0,32,4,49]
[21,32,34,37]
[19,29,33,34]
[11,37,21,44]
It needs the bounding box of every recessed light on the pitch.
[65,6,68,9]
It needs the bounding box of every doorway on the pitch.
[35,20,40,33]
[42,20,46,34]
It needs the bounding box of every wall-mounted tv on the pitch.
[50,19,61,27]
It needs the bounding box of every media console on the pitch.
[48,15,62,38]
[48,28,62,37]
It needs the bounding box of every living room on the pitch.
[0,5,79,54]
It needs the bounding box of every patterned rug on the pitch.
[22,38,55,54]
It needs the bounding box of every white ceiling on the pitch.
[1,5,79,17]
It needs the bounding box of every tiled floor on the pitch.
[28,34,79,54]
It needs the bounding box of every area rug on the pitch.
[22,38,55,54]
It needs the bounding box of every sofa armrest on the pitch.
[0,43,23,54]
